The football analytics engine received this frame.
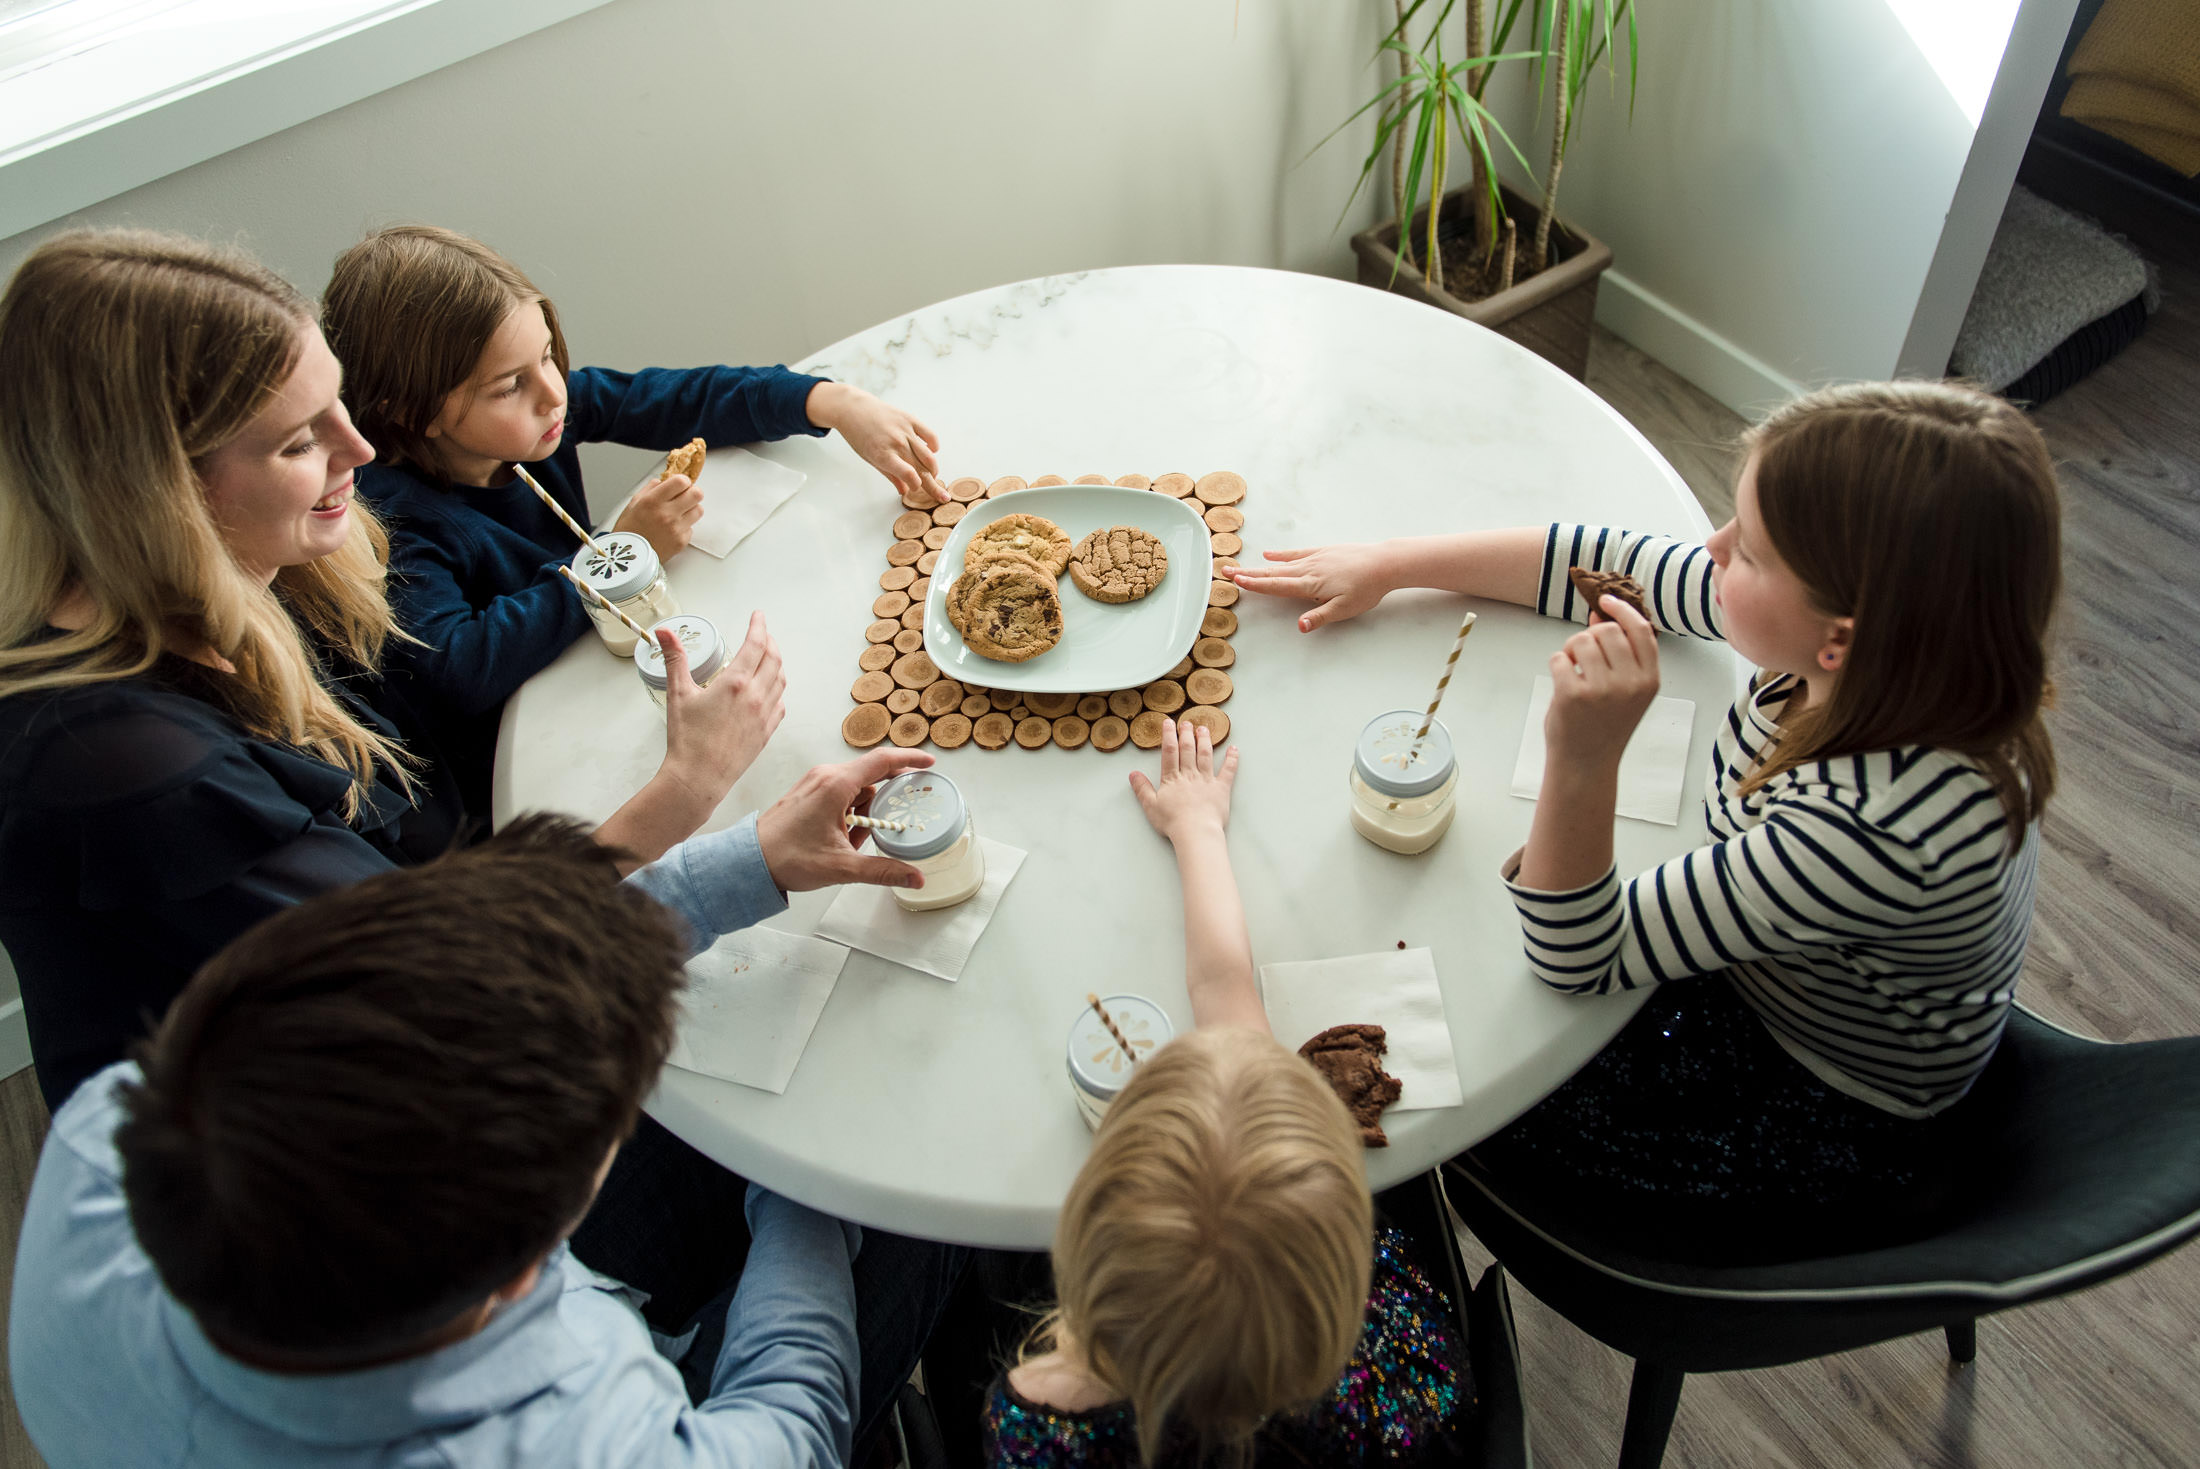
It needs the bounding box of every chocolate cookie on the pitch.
[1568,566,1651,623]
[1069,525,1168,604]
[1298,1023,1403,1148]
[966,513,1072,577]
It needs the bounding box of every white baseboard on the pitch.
[1595,268,1805,422]
[0,999,28,1081]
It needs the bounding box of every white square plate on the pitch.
[924,486,1213,693]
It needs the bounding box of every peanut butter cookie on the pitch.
[662,438,705,484]
[1069,525,1168,604]
[965,513,1072,577]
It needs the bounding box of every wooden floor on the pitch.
[2,282,2196,1468]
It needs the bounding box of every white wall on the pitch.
[1480,0,2075,417]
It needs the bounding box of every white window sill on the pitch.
[0,0,617,241]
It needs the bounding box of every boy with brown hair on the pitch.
[10,749,960,1468]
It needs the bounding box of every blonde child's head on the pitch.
[1046,1026,1372,1463]
[322,225,570,477]
[1734,380,2061,833]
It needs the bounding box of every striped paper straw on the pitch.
[516,464,606,557]
[1389,610,1478,810]
[846,813,918,833]
[1087,992,1140,1068]
[557,564,656,644]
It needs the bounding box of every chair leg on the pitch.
[1618,1360,1686,1469]
[1945,1318,1977,1365]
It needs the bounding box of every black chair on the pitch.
[1440,1006,2200,1468]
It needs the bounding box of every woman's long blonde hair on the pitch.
[0,230,409,813]
[1736,380,2061,840]
[1038,1027,1373,1465]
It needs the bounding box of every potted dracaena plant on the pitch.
[1324,0,1639,380]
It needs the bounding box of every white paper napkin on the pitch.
[616,446,809,560]
[665,926,851,1094]
[1260,947,1464,1112]
[1510,674,1696,827]
[813,838,1028,982]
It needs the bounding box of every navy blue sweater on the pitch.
[361,363,825,815]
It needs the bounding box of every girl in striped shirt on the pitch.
[1230,381,2061,1262]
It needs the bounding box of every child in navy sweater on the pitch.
[322,224,944,813]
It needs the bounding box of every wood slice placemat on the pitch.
[841,471,1247,753]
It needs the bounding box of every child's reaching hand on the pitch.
[804,382,947,504]
[1129,716,1240,845]
[1227,542,1396,633]
[612,471,702,562]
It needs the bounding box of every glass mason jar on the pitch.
[868,771,987,912]
[572,532,678,657]
[1348,710,1460,855]
[1066,994,1173,1131]
[634,614,728,712]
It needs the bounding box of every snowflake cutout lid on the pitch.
[572,531,661,601]
[867,771,968,862]
[1066,995,1174,1098]
[635,614,728,691]
[1353,710,1457,799]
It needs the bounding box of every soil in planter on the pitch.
[1396,206,1584,306]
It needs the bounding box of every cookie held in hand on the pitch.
[661,437,705,484]
[1568,567,1650,624]
[1298,1023,1403,1148]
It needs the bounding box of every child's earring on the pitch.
[1820,650,1840,669]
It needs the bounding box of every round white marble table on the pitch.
[500,265,1741,1248]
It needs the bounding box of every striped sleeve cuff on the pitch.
[1536,523,1726,641]
[1500,850,1629,994]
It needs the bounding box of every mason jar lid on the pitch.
[867,771,969,861]
[572,531,662,602]
[1354,710,1458,798]
[1066,995,1174,1098]
[634,614,727,691]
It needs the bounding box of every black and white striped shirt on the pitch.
[1505,525,2038,1118]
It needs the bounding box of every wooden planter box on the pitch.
[1351,181,1613,380]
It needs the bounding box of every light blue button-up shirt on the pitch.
[9,816,860,1468]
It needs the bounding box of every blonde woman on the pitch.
[983,719,1485,1467]
[0,231,866,1109]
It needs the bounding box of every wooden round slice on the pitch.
[889,712,931,747]
[929,713,973,749]
[1073,473,1109,484]
[949,476,987,502]
[1114,473,1152,490]
[873,590,911,618]
[891,651,940,689]
[1213,557,1240,576]
[1152,472,1195,498]
[985,475,1027,499]
[901,485,938,510]
[1030,474,1068,488]
[1201,607,1239,638]
[859,643,896,672]
[922,525,953,550]
[1025,691,1079,718]
[1076,695,1108,721]
[880,565,917,591]
[1165,655,1194,681]
[1195,471,1246,506]
[1142,679,1186,714]
[1014,716,1052,748]
[865,619,900,644]
[843,703,891,748]
[1010,705,1030,722]
[917,550,940,575]
[852,671,894,703]
[908,576,932,602]
[1186,668,1234,705]
[1208,580,1239,607]
[1052,716,1090,748]
[920,679,964,717]
[1193,638,1235,668]
[900,605,926,630]
[1210,532,1243,557]
[1179,706,1231,742]
[973,712,1015,749]
[1108,689,1144,719]
[1129,710,1169,748]
[893,628,926,654]
[887,539,925,567]
[886,687,921,715]
[1203,505,1244,533]
[989,687,1019,710]
[1090,715,1130,751]
[960,694,992,718]
[932,500,968,527]
[893,510,932,540]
